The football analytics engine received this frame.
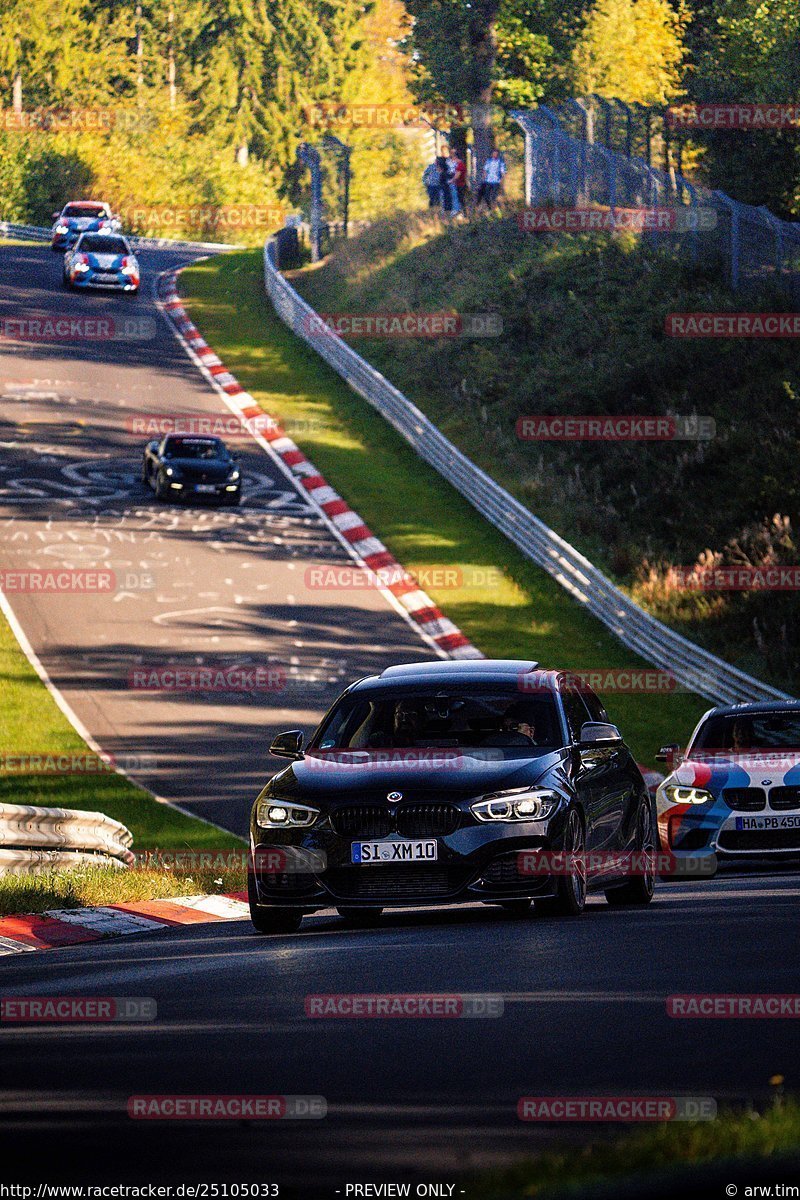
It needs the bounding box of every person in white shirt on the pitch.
[477,149,506,209]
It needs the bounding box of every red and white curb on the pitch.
[157,271,481,661]
[0,892,248,954]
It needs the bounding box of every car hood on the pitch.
[166,458,232,480]
[265,747,568,802]
[86,252,126,270]
[663,753,800,793]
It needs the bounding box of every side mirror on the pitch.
[579,721,623,749]
[52,212,60,221]
[146,440,159,452]
[656,743,681,764]
[270,730,304,760]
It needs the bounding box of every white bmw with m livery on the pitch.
[656,701,800,865]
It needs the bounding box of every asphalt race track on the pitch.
[0,872,799,1194]
[1,240,799,1198]
[0,241,429,833]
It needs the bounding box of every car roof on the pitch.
[347,660,562,695]
[703,699,800,718]
[65,200,110,206]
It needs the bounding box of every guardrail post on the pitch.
[297,142,323,261]
[713,191,740,289]
[321,133,353,238]
[591,94,614,148]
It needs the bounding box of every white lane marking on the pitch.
[0,935,37,954]
[44,908,169,934]
[167,895,249,918]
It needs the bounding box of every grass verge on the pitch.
[0,862,245,917]
[180,249,708,769]
[469,1100,799,1198]
[0,608,242,853]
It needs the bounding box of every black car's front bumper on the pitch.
[250,811,571,911]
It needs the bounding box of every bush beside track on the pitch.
[180,251,708,770]
[293,213,800,693]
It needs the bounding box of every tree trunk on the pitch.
[136,2,144,100]
[12,71,22,113]
[237,143,249,166]
[467,1,500,180]
[168,6,176,108]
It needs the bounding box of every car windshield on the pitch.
[64,205,107,219]
[690,711,800,755]
[78,235,128,254]
[310,689,561,752]
[163,437,228,461]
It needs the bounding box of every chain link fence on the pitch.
[511,99,800,302]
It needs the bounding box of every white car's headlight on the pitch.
[55,224,69,234]
[256,800,319,828]
[664,784,715,805]
[471,787,562,822]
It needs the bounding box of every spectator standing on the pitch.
[477,149,506,210]
[451,151,468,214]
[436,151,452,213]
[422,161,440,208]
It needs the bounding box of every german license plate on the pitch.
[735,814,800,830]
[195,484,216,493]
[351,840,438,864]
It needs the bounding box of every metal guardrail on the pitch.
[0,803,133,874]
[0,221,234,253]
[263,236,792,706]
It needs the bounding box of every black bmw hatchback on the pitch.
[248,659,656,933]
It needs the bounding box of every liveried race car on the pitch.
[63,233,140,293]
[656,701,800,866]
[51,200,121,250]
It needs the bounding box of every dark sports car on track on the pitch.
[248,659,656,933]
[142,433,242,505]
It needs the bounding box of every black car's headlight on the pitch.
[256,800,319,828]
[164,466,181,478]
[228,468,241,482]
[471,787,562,822]
[663,784,714,805]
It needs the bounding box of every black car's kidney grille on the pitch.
[395,804,461,837]
[723,788,766,811]
[329,803,461,839]
[330,806,393,838]
[323,865,466,899]
[718,828,800,852]
[769,787,800,811]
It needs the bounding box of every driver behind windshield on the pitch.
[482,701,537,747]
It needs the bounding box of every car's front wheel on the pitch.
[154,472,171,502]
[538,808,586,917]
[605,800,656,908]
[248,872,303,934]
